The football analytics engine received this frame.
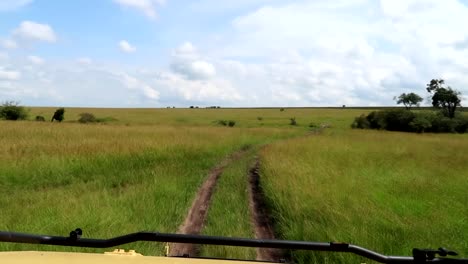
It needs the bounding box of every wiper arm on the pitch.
[0,229,466,264]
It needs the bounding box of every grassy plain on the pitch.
[0,114,300,255]
[1,107,467,263]
[260,130,468,263]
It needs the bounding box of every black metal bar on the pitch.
[0,231,466,263]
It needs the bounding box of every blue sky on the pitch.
[1,0,468,107]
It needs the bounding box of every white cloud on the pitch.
[0,52,8,60]
[119,40,136,53]
[170,42,216,80]
[117,72,159,99]
[113,0,165,19]
[1,39,17,49]
[153,71,242,102]
[76,57,93,65]
[0,0,33,11]
[28,55,44,65]
[13,21,57,43]
[0,68,21,80]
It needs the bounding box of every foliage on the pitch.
[257,117,263,121]
[394,92,423,110]
[78,112,97,123]
[289,117,297,126]
[352,109,468,133]
[0,101,29,120]
[426,79,462,118]
[215,120,236,127]
[35,116,45,122]
[51,108,65,122]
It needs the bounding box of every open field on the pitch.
[28,107,366,129]
[1,107,467,263]
[0,119,299,255]
[260,130,468,263]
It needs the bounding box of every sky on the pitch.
[0,0,468,107]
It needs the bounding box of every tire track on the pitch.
[248,158,285,262]
[168,148,249,257]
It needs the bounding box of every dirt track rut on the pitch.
[248,158,285,262]
[168,149,248,257]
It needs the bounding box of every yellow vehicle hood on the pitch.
[0,251,261,264]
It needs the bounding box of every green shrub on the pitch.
[216,120,228,126]
[257,117,263,121]
[35,115,46,122]
[409,116,432,133]
[352,109,467,134]
[0,101,28,120]
[351,114,370,129]
[78,113,97,123]
[290,117,297,126]
[228,121,236,127]
[453,115,468,133]
[383,109,415,131]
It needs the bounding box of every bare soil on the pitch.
[168,149,248,257]
[248,158,285,262]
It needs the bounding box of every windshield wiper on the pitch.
[0,229,466,264]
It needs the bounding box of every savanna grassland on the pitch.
[1,107,467,263]
[260,130,468,263]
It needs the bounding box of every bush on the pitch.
[215,120,236,127]
[0,101,28,120]
[35,115,45,122]
[257,117,263,121]
[78,113,97,123]
[352,109,468,134]
[409,116,432,133]
[454,115,468,133]
[290,117,297,126]
[382,109,415,131]
[351,114,370,129]
[51,108,65,122]
[280,108,285,112]
[216,120,228,126]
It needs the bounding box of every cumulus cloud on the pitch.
[1,39,17,49]
[171,42,216,80]
[0,68,21,80]
[117,72,159,99]
[119,40,136,53]
[113,0,165,19]
[214,0,468,106]
[13,21,57,43]
[28,55,44,65]
[0,0,33,11]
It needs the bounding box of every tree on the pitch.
[51,108,65,122]
[426,79,461,118]
[0,101,29,120]
[394,93,423,110]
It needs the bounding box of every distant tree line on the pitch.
[352,79,467,133]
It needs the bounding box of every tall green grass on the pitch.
[260,130,468,263]
[0,121,299,255]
